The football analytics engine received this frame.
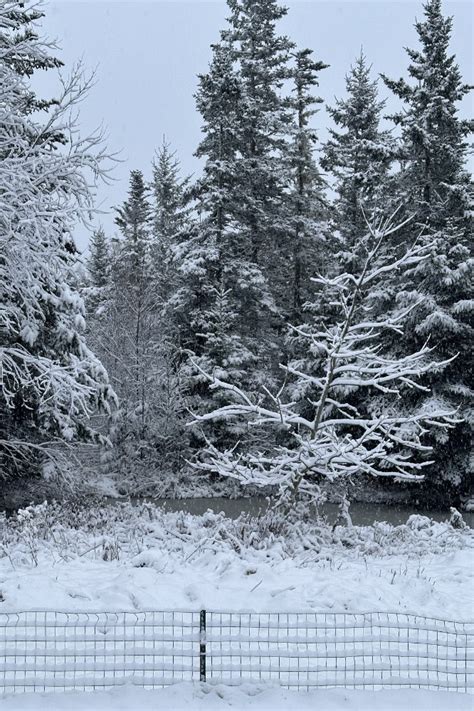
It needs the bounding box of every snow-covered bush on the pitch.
[0,501,471,571]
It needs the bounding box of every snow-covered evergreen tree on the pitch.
[86,227,110,315]
[284,48,329,321]
[0,0,115,481]
[88,228,110,290]
[1,0,63,115]
[222,0,296,316]
[104,170,154,473]
[151,140,189,313]
[172,38,271,450]
[191,213,455,506]
[174,1,323,447]
[149,142,191,475]
[322,51,395,259]
[382,0,473,496]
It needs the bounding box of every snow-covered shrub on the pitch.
[0,502,471,573]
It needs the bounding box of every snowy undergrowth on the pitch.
[0,502,472,619]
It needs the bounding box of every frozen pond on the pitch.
[152,497,474,528]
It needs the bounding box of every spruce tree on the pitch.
[382,0,473,499]
[322,51,395,257]
[0,0,115,482]
[151,140,189,320]
[223,0,295,302]
[149,142,191,474]
[1,0,62,114]
[86,227,110,315]
[284,48,329,321]
[173,38,268,448]
[179,0,300,361]
[105,170,155,475]
[88,228,110,290]
[174,0,331,453]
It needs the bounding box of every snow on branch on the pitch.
[189,212,457,502]
[0,6,117,480]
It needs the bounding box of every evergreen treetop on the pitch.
[381,0,473,227]
[322,51,395,250]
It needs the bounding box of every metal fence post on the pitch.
[200,609,207,682]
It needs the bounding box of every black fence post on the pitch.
[199,609,207,682]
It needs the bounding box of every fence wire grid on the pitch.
[0,610,472,694]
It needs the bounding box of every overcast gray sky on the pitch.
[36,0,473,252]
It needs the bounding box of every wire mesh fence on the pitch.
[205,611,473,692]
[0,610,472,694]
[0,611,199,692]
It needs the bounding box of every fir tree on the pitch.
[86,227,110,314]
[114,170,152,278]
[88,228,110,290]
[149,142,192,474]
[173,38,269,448]
[152,140,189,245]
[382,0,473,498]
[223,0,295,293]
[382,0,472,230]
[174,0,329,453]
[284,48,329,321]
[322,51,395,257]
[151,140,189,320]
[179,0,300,359]
[1,0,62,113]
[105,170,155,474]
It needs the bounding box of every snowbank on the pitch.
[0,683,471,711]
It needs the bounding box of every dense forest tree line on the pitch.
[1,0,472,506]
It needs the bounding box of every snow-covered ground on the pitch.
[0,502,472,618]
[0,535,473,619]
[0,683,472,711]
[0,503,472,709]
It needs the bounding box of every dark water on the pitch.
[152,497,474,528]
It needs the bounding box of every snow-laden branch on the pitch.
[189,212,457,503]
[1,7,117,480]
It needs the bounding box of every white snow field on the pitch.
[0,503,472,710]
[0,683,472,711]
